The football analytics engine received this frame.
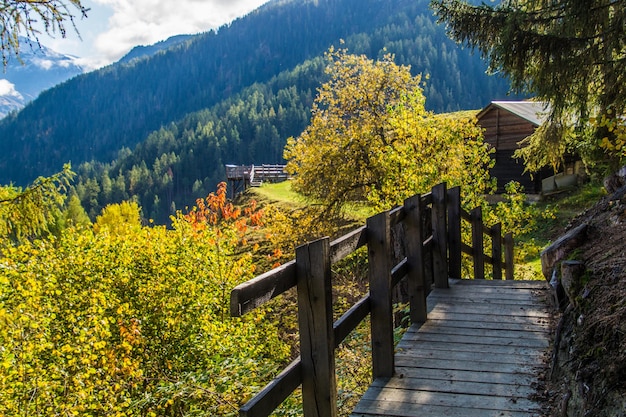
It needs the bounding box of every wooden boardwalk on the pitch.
[351,278,552,417]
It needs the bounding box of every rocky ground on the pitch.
[540,185,626,416]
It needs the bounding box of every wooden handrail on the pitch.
[231,226,369,317]
[457,205,514,280]
[229,182,514,417]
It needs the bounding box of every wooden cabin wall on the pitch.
[491,150,543,193]
[480,108,536,151]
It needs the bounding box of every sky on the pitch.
[41,0,271,70]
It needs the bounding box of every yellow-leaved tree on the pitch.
[284,48,494,215]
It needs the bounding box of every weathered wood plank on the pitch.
[421,301,551,318]
[492,223,503,279]
[368,376,538,398]
[352,401,541,417]
[296,238,337,417]
[429,293,549,306]
[230,260,296,316]
[425,292,546,304]
[448,278,545,289]
[425,304,550,318]
[395,343,547,363]
[351,279,552,417]
[240,359,301,417]
[389,205,406,227]
[447,186,462,279]
[334,295,370,347]
[367,211,395,378]
[505,232,515,280]
[329,226,367,264]
[396,340,545,359]
[412,319,550,336]
[357,388,541,412]
[426,288,548,302]
[390,257,408,288]
[396,357,539,375]
[396,345,546,366]
[400,331,549,348]
[404,194,428,323]
[392,366,538,386]
[471,207,485,279]
[422,311,552,327]
[431,183,448,288]
[403,317,551,332]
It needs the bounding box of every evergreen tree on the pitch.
[432,0,626,170]
[0,164,73,243]
[63,194,91,228]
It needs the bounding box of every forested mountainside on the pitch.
[117,35,194,65]
[0,0,515,189]
[74,61,320,221]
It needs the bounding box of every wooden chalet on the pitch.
[477,100,554,193]
[225,164,289,197]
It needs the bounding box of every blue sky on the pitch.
[42,0,270,69]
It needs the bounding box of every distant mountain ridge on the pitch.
[118,34,194,65]
[0,0,516,188]
[0,33,199,119]
[0,38,84,118]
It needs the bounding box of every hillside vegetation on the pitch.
[0,0,516,190]
[0,49,529,414]
[531,184,626,417]
[2,0,625,414]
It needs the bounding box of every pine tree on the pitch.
[432,0,626,170]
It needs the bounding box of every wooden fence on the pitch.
[229,183,514,417]
[226,164,289,197]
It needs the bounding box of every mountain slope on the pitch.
[117,35,194,65]
[0,38,84,118]
[0,0,515,187]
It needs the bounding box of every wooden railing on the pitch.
[229,183,514,417]
[225,164,288,182]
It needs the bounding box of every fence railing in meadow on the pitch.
[229,182,514,417]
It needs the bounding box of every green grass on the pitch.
[513,181,606,280]
[247,180,305,206]
[246,179,607,281]
[532,181,606,241]
[246,181,376,222]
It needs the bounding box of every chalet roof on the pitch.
[477,100,551,127]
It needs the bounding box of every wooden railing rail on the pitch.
[456,203,515,281]
[229,182,514,417]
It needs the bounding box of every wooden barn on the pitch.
[476,100,554,193]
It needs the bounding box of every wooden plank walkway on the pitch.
[351,278,553,417]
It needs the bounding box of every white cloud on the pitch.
[35,0,270,69]
[32,58,55,70]
[91,0,270,64]
[0,80,23,99]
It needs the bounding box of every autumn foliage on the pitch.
[0,183,289,416]
[284,48,494,215]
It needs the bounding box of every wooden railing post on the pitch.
[447,186,462,279]
[296,238,337,417]
[432,183,449,288]
[491,223,503,280]
[404,194,427,323]
[504,232,515,280]
[470,207,485,279]
[367,211,394,378]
